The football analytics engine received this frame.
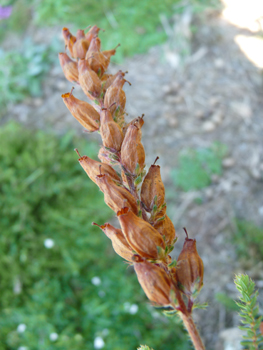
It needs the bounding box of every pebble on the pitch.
[222,158,235,168]
[202,120,216,132]
[211,111,223,124]
[231,101,252,120]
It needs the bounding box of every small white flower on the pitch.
[129,304,138,315]
[18,347,28,350]
[94,336,105,349]
[44,238,54,249]
[17,324,26,333]
[50,332,58,341]
[91,276,101,286]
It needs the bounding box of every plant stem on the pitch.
[181,314,206,350]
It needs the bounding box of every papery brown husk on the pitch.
[85,25,100,44]
[154,214,176,246]
[78,155,120,183]
[121,123,145,175]
[175,238,204,296]
[141,164,165,212]
[62,92,99,131]
[78,59,101,99]
[134,260,172,306]
[96,174,138,214]
[100,109,124,151]
[104,72,126,116]
[73,31,89,59]
[58,53,79,83]
[117,207,165,259]
[96,223,133,261]
[62,27,76,57]
[98,147,113,165]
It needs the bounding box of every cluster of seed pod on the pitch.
[59,26,204,316]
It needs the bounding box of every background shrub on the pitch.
[0,122,190,350]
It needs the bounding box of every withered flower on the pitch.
[58,53,78,83]
[154,214,176,246]
[62,91,99,132]
[85,25,100,44]
[77,153,120,183]
[100,109,124,151]
[96,174,138,214]
[78,59,101,99]
[93,222,133,262]
[175,230,204,297]
[141,161,165,212]
[72,29,89,59]
[117,207,165,259]
[104,71,127,116]
[121,122,145,175]
[134,260,172,306]
[62,27,76,57]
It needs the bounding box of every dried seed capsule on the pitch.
[104,71,127,116]
[175,231,204,297]
[73,29,89,59]
[153,214,176,246]
[122,115,144,135]
[98,147,113,165]
[102,71,125,94]
[101,44,119,68]
[86,37,106,75]
[121,122,145,175]
[117,207,165,259]
[62,91,99,132]
[141,162,165,212]
[100,109,124,151]
[134,260,172,305]
[93,222,133,262]
[58,53,78,83]
[78,59,101,99]
[77,154,120,184]
[62,27,76,57]
[96,174,138,214]
[85,25,100,44]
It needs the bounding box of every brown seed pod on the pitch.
[175,230,204,297]
[104,71,127,116]
[93,222,133,262]
[73,29,89,59]
[77,153,120,184]
[122,115,144,135]
[101,45,119,68]
[100,109,124,151]
[141,162,165,212]
[102,71,125,94]
[96,174,138,214]
[85,25,100,44]
[121,122,145,175]
[62,27,76,57]
[62,91,99,132]
[78,59,101,99]
[58,53,78,83]
[153,214,176,246]
[117,207,165,259]
[134,260,172,306]
[98,147,112,165]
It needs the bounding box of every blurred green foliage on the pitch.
[0,38,60,108]
[171,143,227,191]
[233,220,263,261]
[0,122,190,350]
[1,0,219,60]
[215,293,240,312]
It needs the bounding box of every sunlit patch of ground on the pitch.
[221,0,263,68]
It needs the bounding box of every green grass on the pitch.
[0,122,190,350]
[171,142,227,191]
[1,0,219,60]
[0,37,60,109]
